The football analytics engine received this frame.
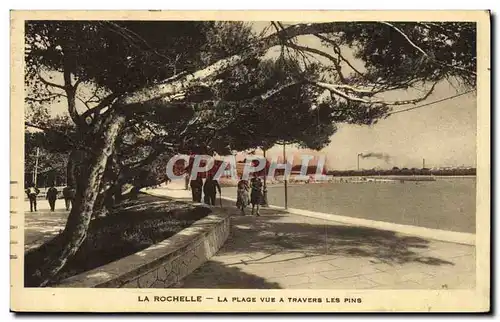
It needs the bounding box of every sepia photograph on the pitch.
[10,10,490,312]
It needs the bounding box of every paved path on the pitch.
[23,200,69,251]
[149,182,476,290]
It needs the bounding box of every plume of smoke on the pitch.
[360,152,391,163]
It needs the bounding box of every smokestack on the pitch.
[423,158,426,169]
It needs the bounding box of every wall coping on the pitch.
[57,208,231,288]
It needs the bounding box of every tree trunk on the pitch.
[31,110,126,287]
[66,150,80,187]
[91,152,121,218]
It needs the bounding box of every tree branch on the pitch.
[25,94,62,103]
[314,34,366,78]
[76,95,92,110]
[313,80,438,106]
[73,77,84,90]
[260,82,304,100]
[379,21,477,76]
[38,74,66,90]
[115,22,344,108]
[284,42,347,83]
[80,93,120,121]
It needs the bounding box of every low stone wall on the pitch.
[57,210,230,288]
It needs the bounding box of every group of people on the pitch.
[188,175,222,206]
[186,173,265,216]
[25,184,76,212]
[236,175,264,216]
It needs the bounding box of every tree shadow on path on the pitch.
[221,209,456,267]
[181,206,458,289]
[177,261,282,289]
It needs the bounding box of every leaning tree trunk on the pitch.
[91,152,122,218]
[66,150,83,187]
[31,110,126,287]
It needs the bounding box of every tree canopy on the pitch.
[25,20,477,190]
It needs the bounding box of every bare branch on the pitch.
[314,82,372,104]
[313,80,439,106]
[260,82,303,100]
[80,93,120,121]
[38,74,66,90]
[75,95,92,110]
[314,34,366,78]
[379,22,430,57]
[325,83,380,95]
[25,94,62,103]
[285,42,339,73]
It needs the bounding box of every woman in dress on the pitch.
[250,175,263,216]
[236,178,249,215]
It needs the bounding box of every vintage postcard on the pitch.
[10,10,490,312]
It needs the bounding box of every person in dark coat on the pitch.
[203,175,221,206]
[250,175,263,216]
[190,176,203,203]
[46,184,58,211]
[62,186,76,211]
[25,185,40,212]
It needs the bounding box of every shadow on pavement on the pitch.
[177,260,282,289]
[220,209,455,267]
[178,203,457,289]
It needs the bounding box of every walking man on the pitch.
[203,175,221,206]
[46,184,58,212]
[62,186,75,211]
[190,176,203,203]
[25,185,40,212]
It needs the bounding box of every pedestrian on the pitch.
[203,174,221,206]
[250,174,263,216]
[25,185,40,212]
[62,186,75,211]
[190,176,203,203]
[236,178,249,215]
[46,184,59,211]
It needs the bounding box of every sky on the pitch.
[32,21,477,171]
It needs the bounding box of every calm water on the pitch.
[225,178,476,233]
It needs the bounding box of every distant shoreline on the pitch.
[218,174,476,188]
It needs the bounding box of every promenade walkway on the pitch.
[24,200,69,251]
[148,182,476,290]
